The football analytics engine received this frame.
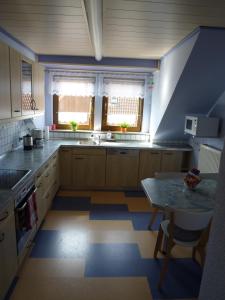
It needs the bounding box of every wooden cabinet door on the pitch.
[106,149,139,188]
[10,48,22,118]
[33,63,45,114]
[60,148,72,188]
[87,155,106,187]
[161,151,183,172]
[139,150,161,181]
[0,209,17,299]
[72,155,89,187]
[22,58,34,116]
[0,41,11,119]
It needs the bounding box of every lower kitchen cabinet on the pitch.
[0,202,17,300]
[139,150,161,181]
[60,148,72,188]
[161,150,183,172]
[72,148,106,188]
[35,151,59,229]
[106,149,139,189]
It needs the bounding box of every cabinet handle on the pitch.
[61,149,70,152]
[75,157,85,160]
[0,211,9,222]
[120,151,127,155]
[151,152,160,155]
[14,110,20,112]
[0,233,5,243]
[164,153,173,155]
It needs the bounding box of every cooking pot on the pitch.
[23,134,33,150]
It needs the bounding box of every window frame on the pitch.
[53,94,95,130]
[101,96,144,132]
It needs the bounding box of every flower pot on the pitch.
[121,127,127,132]
[71,125,77,131]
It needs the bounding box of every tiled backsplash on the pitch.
[0,116,44,156]
[49,130,150,142]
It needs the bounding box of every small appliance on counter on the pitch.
[22,134,33,150]
[32,129,44,148]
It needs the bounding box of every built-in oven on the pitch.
[15,185,37,256]
[0,169,38,257]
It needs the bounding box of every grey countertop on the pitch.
[0,139,192,212]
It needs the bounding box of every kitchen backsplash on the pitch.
[49,130,150,142]
[0,116,44,156]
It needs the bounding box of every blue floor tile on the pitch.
[86,243,141,261]
[89,210,131,220]
[124,190,146,197]
[145,258,202,299]
[130,212,163,231]
[51,196,91,211]
[85,244,201,299]
[90,204,128,211]
[31,230,88,259]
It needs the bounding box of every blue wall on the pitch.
[151,27,225,143]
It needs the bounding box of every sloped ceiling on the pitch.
[1,0,225,58]
[152,27,225,140]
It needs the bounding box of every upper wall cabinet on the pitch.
[33,62,45,114]
[0,41,11,119]
[21,58,35,116]
[10,48,22,118]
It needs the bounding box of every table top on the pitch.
[141,177,217,212]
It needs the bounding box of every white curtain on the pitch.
[103,79,145,98]
[50,76,95,96]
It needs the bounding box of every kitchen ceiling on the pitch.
[0,0,225,59]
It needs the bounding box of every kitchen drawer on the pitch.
[107,149,139,156]
[72,148,106,156]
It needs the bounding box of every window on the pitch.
[51,76,95,130]
[101,79,144,132]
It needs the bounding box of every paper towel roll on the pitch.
[45,126,49,140]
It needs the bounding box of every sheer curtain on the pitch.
[103,79,145,98]
[50,76,95,97]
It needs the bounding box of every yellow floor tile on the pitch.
[125,197,153,212]
[42,211,89,230]
[90,191,126,204]
[11,277,152,300]
[19,258,85,278]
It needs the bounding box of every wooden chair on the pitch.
[148,172,185,230]
[154,209,213,289]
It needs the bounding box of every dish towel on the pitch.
[25,192,38,230]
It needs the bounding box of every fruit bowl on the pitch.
[184,168,201,190]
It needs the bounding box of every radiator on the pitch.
[198,144,222,173]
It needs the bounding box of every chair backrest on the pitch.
[173,209,213,231]
[155,172,185,179]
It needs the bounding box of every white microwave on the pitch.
[184,115,219,137]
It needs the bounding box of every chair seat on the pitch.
[161,220,201,247]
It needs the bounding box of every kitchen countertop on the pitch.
[0,139,192,212]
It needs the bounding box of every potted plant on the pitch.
[120,122,129,132]
[70,121,78,131]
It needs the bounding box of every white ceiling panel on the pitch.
[1,0,225,59]
[0,0,93,55]
[103,0,225,58]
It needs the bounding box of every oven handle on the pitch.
[16,201,27,212]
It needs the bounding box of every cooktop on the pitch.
[0,169,31,190]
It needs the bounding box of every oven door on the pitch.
[15,187,37,255]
